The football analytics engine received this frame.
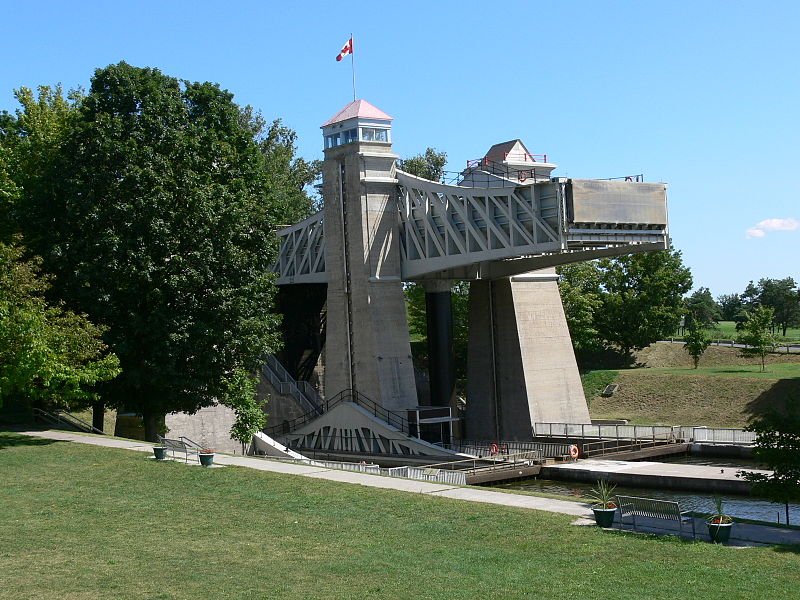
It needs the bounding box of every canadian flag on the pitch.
[336,37,353,62]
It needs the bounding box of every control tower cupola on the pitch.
[321,99,393,151]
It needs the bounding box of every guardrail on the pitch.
[582,436,676,458]
[533,422,679,441]
[690,427,757,445]
[444,439,571,460]
[533,422,757,446]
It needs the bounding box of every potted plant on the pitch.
[587,479,618,527]
[706,496,733,544]
[153,445,168,460]
[198,448,215,467]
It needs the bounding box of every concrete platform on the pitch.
[542,458,770,494]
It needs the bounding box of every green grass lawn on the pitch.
[2,432,800,599]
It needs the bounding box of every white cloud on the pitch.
[745,217,799,239]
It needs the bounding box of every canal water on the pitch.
[494,455,800,525]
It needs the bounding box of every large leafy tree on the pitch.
[400,147,447,182]
[685,286,720,328]
[758,277,800,337]
[7,63,308,440]
[0,85,80,245]
[717,292,743,322]
[594,249,693,356]
[259,118,322,214]
[556,262,603,352]
[0,242,120,409]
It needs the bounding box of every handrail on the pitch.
[419,449,541,474]
[582,435,677,458]
[261,356,323,415]
[32,408,106,435]
[533,422,757,446]
[179,436,204,449]
[264,388,411,437]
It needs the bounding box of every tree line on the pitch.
[693,278,800,337]
[0,62,318,441]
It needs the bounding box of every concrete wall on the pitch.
[465,268,590,441]
[165,404,242,454]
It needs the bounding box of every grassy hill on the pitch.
[586,343,800,427]
[2,432,799,599]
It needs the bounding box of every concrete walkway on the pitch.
[18,429,800,547]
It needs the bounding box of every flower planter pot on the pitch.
[198,453,215,467]
[707,520,733,544]
[592,506,617,528]
[153,446,167,460]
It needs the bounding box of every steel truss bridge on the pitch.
[273,170,669,285]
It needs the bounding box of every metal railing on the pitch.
[444,439,572,460]
[689,427,757,445]
[32,408,106,435]
[533,422,679,441]
[582,436,677,458]
[533,422,758,446]
[264,389,411,438]
[262,355,323,415]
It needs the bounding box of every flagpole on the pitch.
[350,33,356,101]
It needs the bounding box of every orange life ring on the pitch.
[518,171,527,182]
[489,442,499,455]
[569,444,580,459]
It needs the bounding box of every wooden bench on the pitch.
[616,495,696,539]
[158,436,199,463]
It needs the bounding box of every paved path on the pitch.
[17,430,800,547]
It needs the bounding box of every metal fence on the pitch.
[689,427,757,445]
[533,422,757,445]
[445,439,571,459]
[533,422,678,441]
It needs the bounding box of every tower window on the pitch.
[361,127,389,142]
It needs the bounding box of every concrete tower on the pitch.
[320,100,418,411]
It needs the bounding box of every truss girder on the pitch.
[274,211,326,285]
[273,171,669,284]
[396,170,564,279]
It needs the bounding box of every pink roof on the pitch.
[321,99,393,127]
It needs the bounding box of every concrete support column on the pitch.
[422,280,455,408]
[321,144,418,412]
[466,269,590,441]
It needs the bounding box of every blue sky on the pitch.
[2,1,798,296]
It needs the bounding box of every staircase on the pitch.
[262,355,323,415]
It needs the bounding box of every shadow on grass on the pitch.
[713,368,762,374]
[745,379,800,419]
[772,544,800,555]
[0,431,59,450]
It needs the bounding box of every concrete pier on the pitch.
[542,458,769,494]
[466,269,590,440]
